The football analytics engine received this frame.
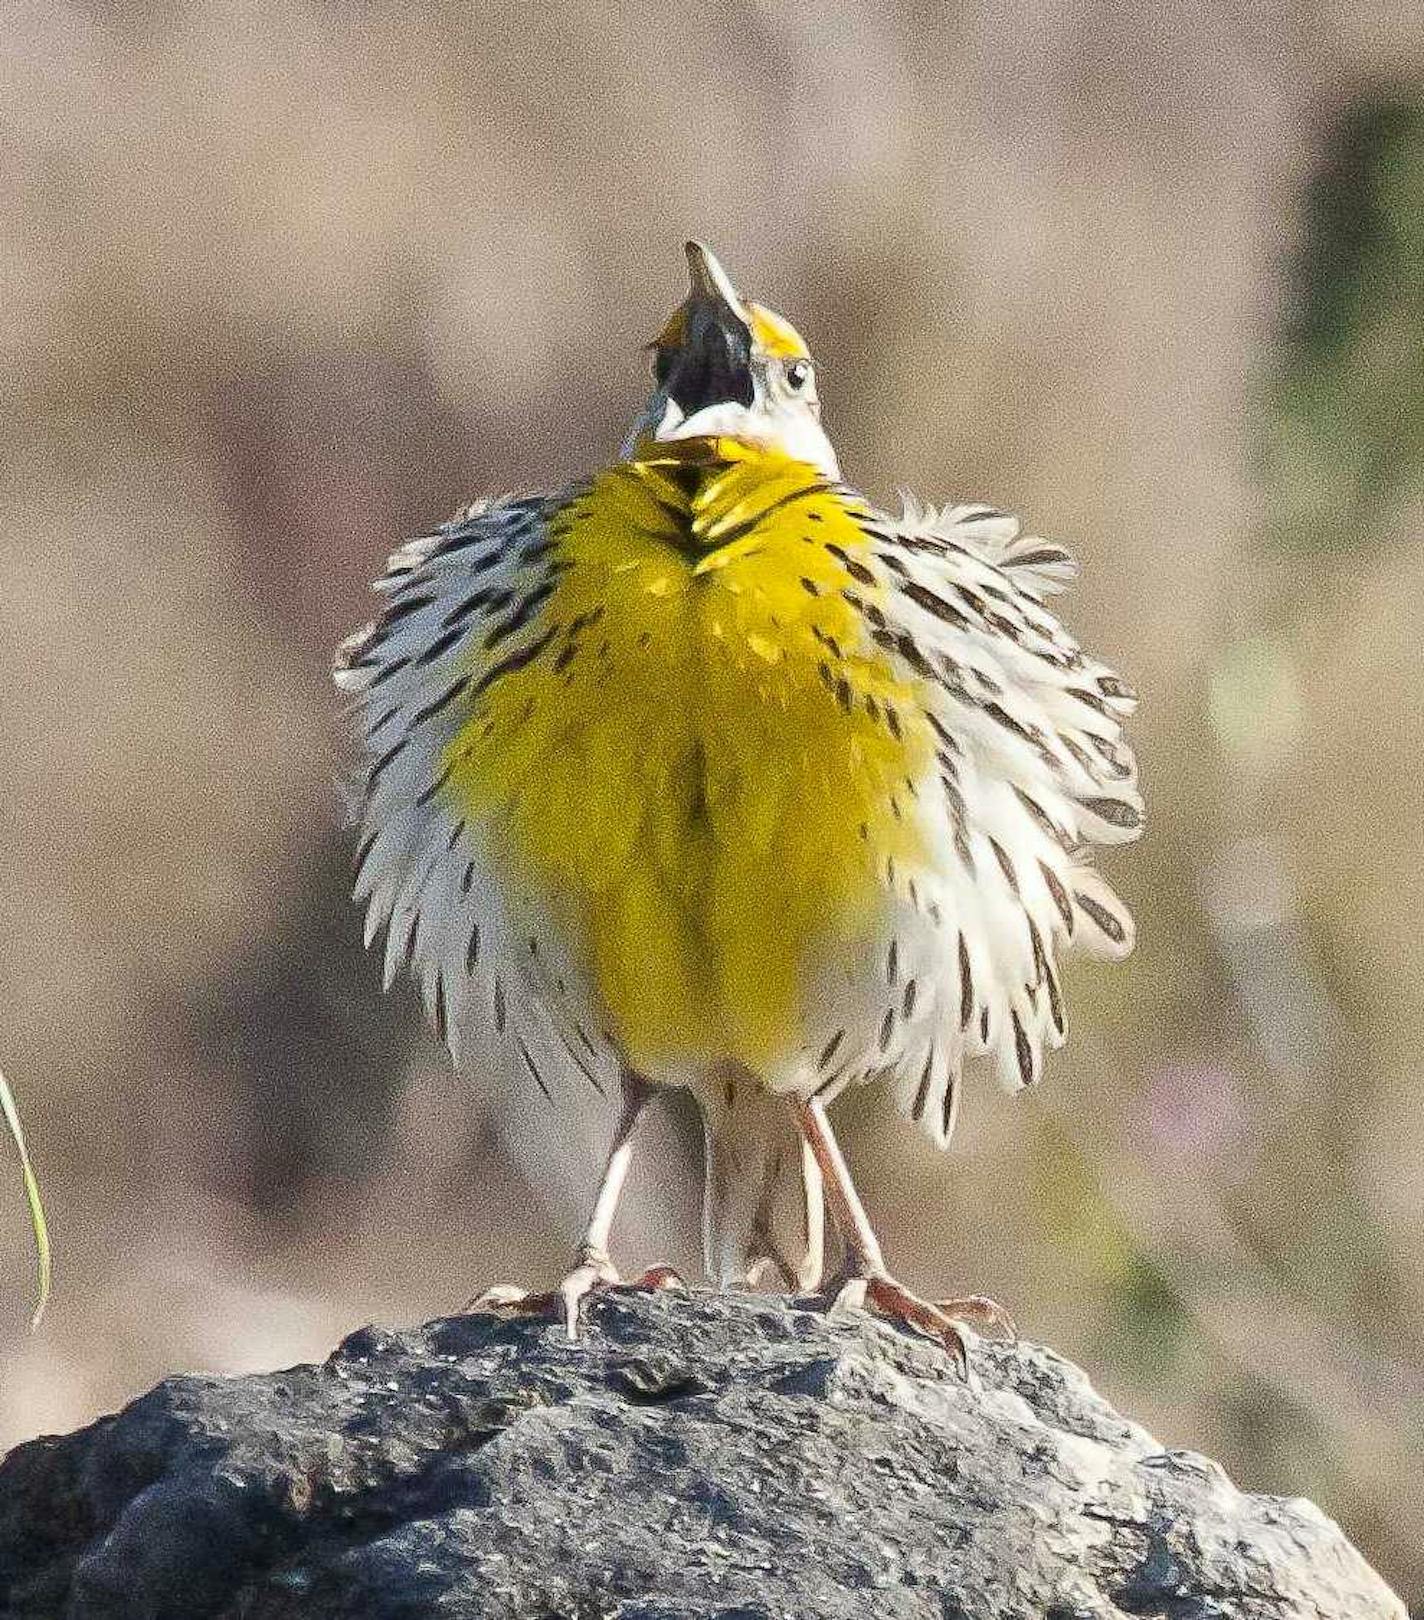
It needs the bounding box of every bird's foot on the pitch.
[466,1249,685,1340]
[832,1273,1016,1372]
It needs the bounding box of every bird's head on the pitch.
[626,242,838,479]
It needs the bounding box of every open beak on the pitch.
[658,242,756,430]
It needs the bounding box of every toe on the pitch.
[937,1294,1018,1341]
[628,1264,686,1293]
[464,1283,532,1313]
[743,1257,783,1290]
[830,1277,870,1315]
[558,1263,610,1339]
[862,1276,971,1375]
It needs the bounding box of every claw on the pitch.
[832,1273,974,1374]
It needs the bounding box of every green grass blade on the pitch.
[0,1067,51,1329]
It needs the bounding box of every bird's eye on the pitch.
[784,358,813,393]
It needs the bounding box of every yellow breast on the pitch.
[442,440,931,1071]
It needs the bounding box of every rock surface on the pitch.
[0,1290,1406,1619]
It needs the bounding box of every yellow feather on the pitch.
[443,441,930,1071]
[746,303,811,361]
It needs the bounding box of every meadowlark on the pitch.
[335,243,1140,1361]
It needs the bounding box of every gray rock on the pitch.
[0,1290,1405,1619]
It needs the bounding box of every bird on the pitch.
[334,241,1141,1364]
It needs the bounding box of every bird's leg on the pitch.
[793,1134,826,1291]
[554,1076,685,1328]
[743,1137,825,1291]
[470,1074,683,1337]
[790,1096,1014,1369]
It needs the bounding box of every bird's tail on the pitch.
[699,1072,824,1291]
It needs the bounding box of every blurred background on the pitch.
[3,0,1422,1606]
